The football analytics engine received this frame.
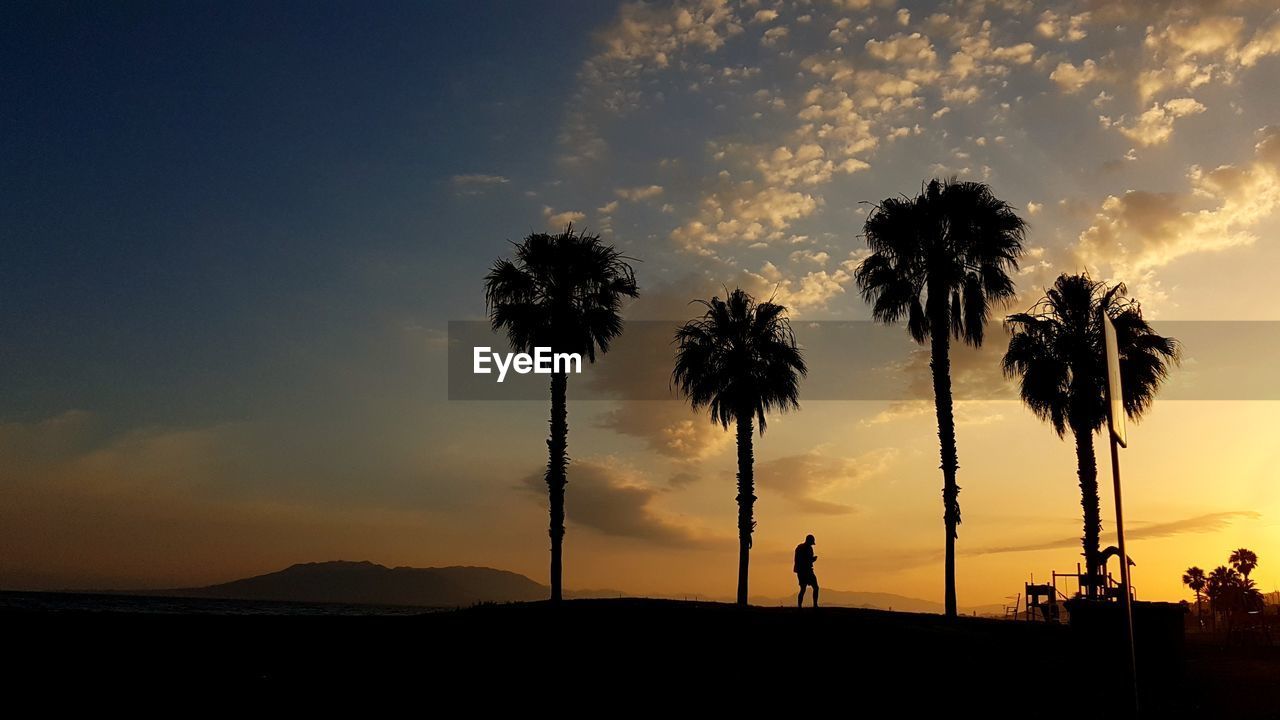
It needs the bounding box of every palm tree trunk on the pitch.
[929,324,960,618]
[546,371,568,602]
[1072,424,1102,598]
[735,412,755,606]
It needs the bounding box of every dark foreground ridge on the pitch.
[3,597,1275,715]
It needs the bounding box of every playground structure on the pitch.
[1019,547,1137,622]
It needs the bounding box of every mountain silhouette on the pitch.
[168,561,546,607]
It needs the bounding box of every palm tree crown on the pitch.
[855,178,1026,346]
[1182,566,1207,595]
[1003,273,1179,437]
[485,226,638,358]
[1229,548,1258,579]
[672,288,806,430]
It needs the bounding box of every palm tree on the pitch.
[484,226,638,601]
[1183,566,1207,621]
[1002,274,1178,596]
[673,288,806,606]
[1208,563,1265,618]
[855,178,1026,617]
[1230,548,1258,579]
[1206,565,1240,606]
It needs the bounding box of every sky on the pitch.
[3,0,1279,606]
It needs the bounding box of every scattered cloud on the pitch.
[615,184,665,201]
[757,448,897,515]
[1049,59,1098,93]
[751,9,777,24]
[1101,97,1206,147]
[450,173,510,195]
[970,511,1262,556]
[761,26,789,47]
[520,458,726,547]
[1035,10,1089,43]
[543,206,587,228]
[862,510,1262,571]
[599,405,732,462]
[1077,125,1280,289]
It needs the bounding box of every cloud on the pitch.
[556,0,743,164]
[740,254,866,315]
[671,185,821,254]
[450,174,510,195]
[542,206,587,228]
[1101,97,1206,146]
[451,173,509,186]
[1077,125,1280,287]
[864,33,937,66]
[595,0,741,68]
[615,184,665,201]
[751,9,777,24]
[598,405,732,462]
[862,510,1262,572]
[1049,59,1098,93]
[756,448,897,515]
[1128,5,1280,101]
[969,511,1262,556]
[563,0,1280,320]
[1035,10,1090,43]
[520,458,725,547]
[761,26,789,47]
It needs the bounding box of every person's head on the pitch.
[805,534,815,546]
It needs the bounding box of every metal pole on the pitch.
[1108,426,1139,715]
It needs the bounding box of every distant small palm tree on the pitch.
[485,226,638,602]
[1003,274,1178,595]
[673,288,806,606]
[856,178,1026,617]
[1229,548,1258,579]
[1205,564,1263,622]
[1183,566,1207,620]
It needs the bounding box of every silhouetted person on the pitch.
[794,534,819,607]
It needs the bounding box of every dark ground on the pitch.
[3,597,1276,716]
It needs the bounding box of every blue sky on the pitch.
[2,1,612,427]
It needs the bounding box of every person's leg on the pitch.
[797,583,805,608]
[812,579,819,607]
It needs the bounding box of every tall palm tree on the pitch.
[1002,274,1178,596]
[484,226,638,601]
[1229,548,1258,579]
[1183,566,1207,620]
[855,178,1026,617]
[673,288,806,606]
